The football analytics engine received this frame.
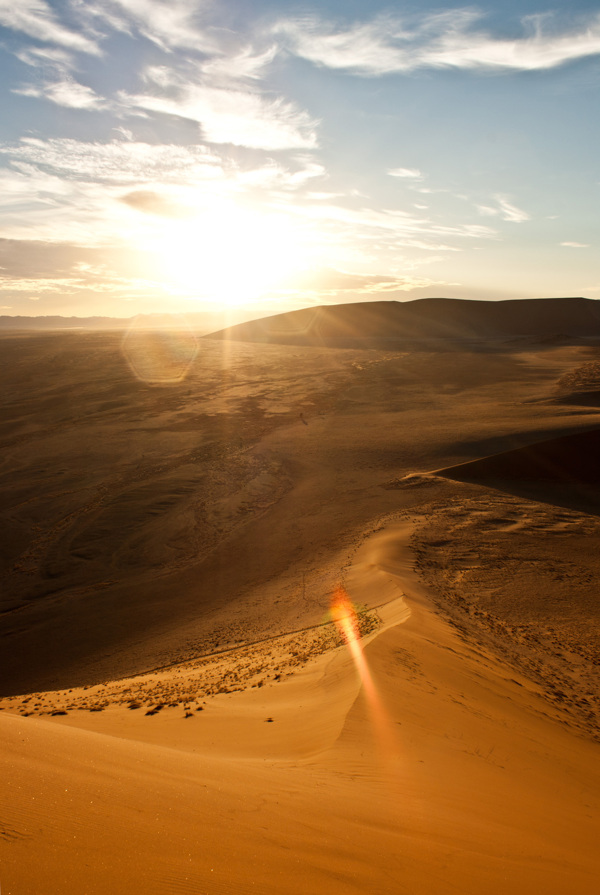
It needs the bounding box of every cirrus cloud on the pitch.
[0,0,101,55]
[118,73,319,150]
[274,9,600,75]
[14,77,106,110]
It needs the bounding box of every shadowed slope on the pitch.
[207,297,600,346]
[439,428,600,513]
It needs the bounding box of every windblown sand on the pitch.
[1,327,600,893]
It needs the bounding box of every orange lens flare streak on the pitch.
[330,586,374,691]
[330,586,395,756]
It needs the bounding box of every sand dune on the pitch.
[2,522,599,894]
[1,304,600,892]
[209,296,600,346]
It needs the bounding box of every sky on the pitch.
[0,0,599,319]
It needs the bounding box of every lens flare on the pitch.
[330,586,396,756]
[121,315,198,384]
[330,586,376,694]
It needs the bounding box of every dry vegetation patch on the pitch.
[0,606,380,718]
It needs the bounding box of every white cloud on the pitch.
[0,138,233,245]
[477,195,529,223]
[119,82,318,149]
[0,138,224,185]
[0,275,121,294]
[388,167,422,179]
[0,138,326,211]
[495,195,530,223]
[0,137,329,252]
[82,0,217,53]
[16,45,74,67]
[476,204,499,217]
[14,77,105,110]
[201,45,279,84]
[113,126,134,141]
[0,0,101,55]
[283,201,496,258]
[275,268,444,298]
[235,157,326,189]
[561,241,590,248]
[275,10,600,75]
[274,14,412,76]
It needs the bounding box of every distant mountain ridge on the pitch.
[206,297,600,346]
[0,311,238,332]
[0,314,130,330]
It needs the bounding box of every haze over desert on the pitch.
[1,297,600,894]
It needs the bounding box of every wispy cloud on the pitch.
[281,200,497,270]
[0,138,227,244]
[0,277,80,292]
[476,195,530,223]
[15,45,74,67]
[561,241,589,248]
[0,0,101,55]
[0,137,327,250]
[279,268,440,297]
[0,137,224,184]
[388,167,422,180]
[234,157,326,189]
[119,76,318,149]
[200,45,279,84]
[2,2,317,150]
[495,196,530,223]
[14,77,106,110]
[0,137,326,207]
[275,10,600,75]
[80,0,218,53]
[0,237,170,303]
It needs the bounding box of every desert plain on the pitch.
[1,298,600,894]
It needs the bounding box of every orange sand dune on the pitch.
[1,522,599,895]
[2,326,600,893]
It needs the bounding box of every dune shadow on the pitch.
[554,390,600,408]
[438,427,600,516]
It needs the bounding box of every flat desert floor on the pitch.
[1,328,600,893]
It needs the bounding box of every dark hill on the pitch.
[206,297,600,346]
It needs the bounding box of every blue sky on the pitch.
[0,1,599,318]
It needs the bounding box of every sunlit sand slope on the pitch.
[1,522,599,895]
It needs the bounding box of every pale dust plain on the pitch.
[1,328,600,893]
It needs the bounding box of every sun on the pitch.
[153,203,311,307]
